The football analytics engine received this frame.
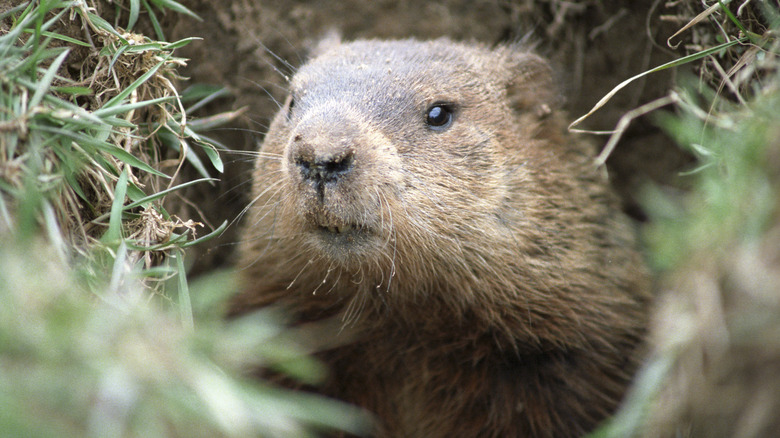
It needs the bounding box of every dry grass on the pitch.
[589,2,780,437]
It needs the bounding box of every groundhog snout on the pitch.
[286,109,365,196]
[284,105,400,235]
[291,137,355,186]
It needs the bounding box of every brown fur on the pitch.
[232,38,651,437]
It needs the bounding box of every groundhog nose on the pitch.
[290,134,355,184]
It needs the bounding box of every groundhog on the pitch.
[231,38,651,437]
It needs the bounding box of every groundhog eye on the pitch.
[426,104,454,129]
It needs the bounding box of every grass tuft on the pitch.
[0,1,370,436]
[589,1,780,436]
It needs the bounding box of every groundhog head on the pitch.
[238,36,647,358]
[247,39,564,280]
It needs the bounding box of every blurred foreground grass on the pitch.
[0,1,367,437]
[592,2,780,437]
[0,240,367,437]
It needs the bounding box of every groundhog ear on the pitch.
[309,30,342,59]
[504,51,560,118]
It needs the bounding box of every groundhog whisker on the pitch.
[233,178,286,227]
[342,266,373,327]
[206,126,272,136]
[374,188,397,294]
[244,79,285,112]
[310,262,338,296]
[219,149,283,160]
[249,194,288,231]
[388,230,397,295]
[323,265,343,296]
[248,77,291,94]
[217,179,254,201]
[237,209,287,269]
[252,37,298,79]
[287,258,315,291]
[242,117,273,134]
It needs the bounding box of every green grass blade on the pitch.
[180,220,228,248]
[32,125,169,178]
[100,116,138,128]
[0,1,29,21]
[123,177,217,210]
[108,43,130,74]
[23,30,92,47]
[84,12,121,37]
[174,252,194,330]
[158,128,212,178]
[121,42,165,53]
[108,239,130,293]
[29,48,69,108]
[41,200,67,263]
[164,37,201,50]
[186,111,242,132]
[36,5,71,36]
[141,0,165,40]
[718,0,750,38]
[90,178,217,225]
[102,60,166,109]
[11,46,64,77]
[103,167,129,243]
[126,183,148,204]
[92,95,174,118]
[199,142,224,173]
[181,84,230,106]
[149,0,202,21]
[0,193,12,230]
[128,0,140,30]
[51,86,93,96]
[16,77,107,126]
[176,123,225,172]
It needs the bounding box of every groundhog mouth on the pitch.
[302,206,381,253]
[306,208,372,235]
[309,218,380,254]
[316,220,379,237]
[318,224,356,235]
